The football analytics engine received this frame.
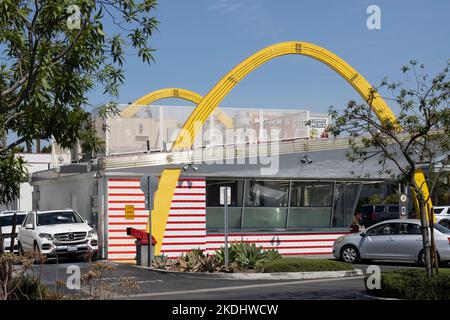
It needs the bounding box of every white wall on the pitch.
[35,174,96,221]
[17,153,52,211]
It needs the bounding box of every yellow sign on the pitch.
[124,205,135,220]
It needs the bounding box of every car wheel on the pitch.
[340,245,360,264]
[33,242,44,264]
[18,242,24,255]
[439,220,450,229]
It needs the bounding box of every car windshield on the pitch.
[434,208,444,214]
[37,211,83,226]
[0,215,27,227]
[434,224,450,234]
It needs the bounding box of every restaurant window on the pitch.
[244,180,289,207]
[206,180,243,207]
[288,182,333,228]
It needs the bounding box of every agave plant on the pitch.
[152,255,169,270]
[234,243,269,271]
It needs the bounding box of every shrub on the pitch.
[235,243,269,270]
[215,242,282,271]
[368,269,450,300]
[8,275,50,300]
[263,258,354,273]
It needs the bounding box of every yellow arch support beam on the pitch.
[172,42,397,150]
[120,87,234,129]
[150,41,432,256]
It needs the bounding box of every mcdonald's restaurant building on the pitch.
[30,105,399,261]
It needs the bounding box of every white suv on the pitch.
[17,209,98,260]
[435,206,450,228]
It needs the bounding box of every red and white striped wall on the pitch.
[106,177,344,261]
[205,233,346,256]
[160,178,207,258]
[107,178,148,261]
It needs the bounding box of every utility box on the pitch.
[126,227,156,267]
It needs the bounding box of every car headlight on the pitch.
[39,233,54,241]
[335,236,345,244]
[88,229,97,238]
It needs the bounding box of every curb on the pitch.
[135,265,364,280]
[355,291,400,300]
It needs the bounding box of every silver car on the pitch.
[333,219,450,265]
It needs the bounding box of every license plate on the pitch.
[67,246,78,252]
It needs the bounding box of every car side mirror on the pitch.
[360,232,366,237]
[25,224,34,230]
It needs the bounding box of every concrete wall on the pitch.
[33,173,97,221]
[0,153,52,212]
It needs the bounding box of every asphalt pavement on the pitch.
[30,257,428,300]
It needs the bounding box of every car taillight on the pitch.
[448,237,450,245]
[370,211,377,220]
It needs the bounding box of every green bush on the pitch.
[368,269,450,300]
[8,275,50,300]
[215,242,281,271]
[263,258,354,273]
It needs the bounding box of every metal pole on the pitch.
[224,187,229,268]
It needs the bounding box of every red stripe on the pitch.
[161,248,201,253]
[109,214,149,218]
[207,245,332,251]
[177,178,205,182]
[165,228,206,231]
[108,229,146,233]
[168,214,206,217]
[166,221,206,224]
[109,207,146,211]
[170,207,205,210]
[108,251,136,254]
[109,236,133,240]
[109,200,145,204]
[108,193,144,197]
[109,179,140,182]
[162,242,206,246]
[171,200,205,203]
[164,235,207,238]
[206,239,337,244]
[109,186,141,189]
[175,186,204,189]
[207,232,346,237]
[109,258,136,261]
[174,193,205,196]
[283,252,331,256]
[109,243,136,247]
[109,222,147,225]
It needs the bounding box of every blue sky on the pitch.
[93,0,450,113]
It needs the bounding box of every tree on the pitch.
[0,0,158,204]
[329,60,449,277]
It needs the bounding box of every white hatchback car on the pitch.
[17,209,98,260]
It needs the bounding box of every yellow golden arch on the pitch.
[148,41,432,255]
[120,87,234,128]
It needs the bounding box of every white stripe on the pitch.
[108,181,141,187]
[170,202,205,208]
[167,216,206,223]
[164,230,206,236]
